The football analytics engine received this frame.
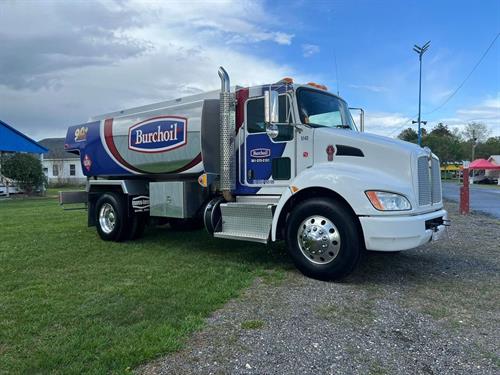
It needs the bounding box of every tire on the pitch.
[285,198,362,281]
[95,193,130,242]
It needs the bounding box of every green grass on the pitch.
[240,320,265,330]
[0,198,288,374]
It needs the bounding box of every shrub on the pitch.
[2,153,46,194]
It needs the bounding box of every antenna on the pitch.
[334,51,340,95]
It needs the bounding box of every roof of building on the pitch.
[488,155,500,164]
[38,138,79,160]
[0,119,48,154]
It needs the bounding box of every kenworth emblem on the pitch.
[250,148,271,158]
[128,116,187,153]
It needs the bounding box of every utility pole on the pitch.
[413,41,430,146]
[471,129,477,161]
[471,129,477,182]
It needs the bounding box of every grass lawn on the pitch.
[0,197,288,373]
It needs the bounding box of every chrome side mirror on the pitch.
[264,90,279,123]
[266,123,279,139]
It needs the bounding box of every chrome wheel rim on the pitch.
[297,215,341,264]
[99,203,116,234]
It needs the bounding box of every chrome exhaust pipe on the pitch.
[218,66,235,201]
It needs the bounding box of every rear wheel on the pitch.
[95,193,130,242]
[286,198,362,281]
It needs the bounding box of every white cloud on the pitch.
[0,0,297,139]
[302,44,320,58]
[361,112,412,136]
[441,95,500,136]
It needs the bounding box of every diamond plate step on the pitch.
[213,202,274,243]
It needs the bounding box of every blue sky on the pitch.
[0,0,498,139]
[244,0,500,136]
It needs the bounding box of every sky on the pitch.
[0,0,499,141]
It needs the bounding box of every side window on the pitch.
[70,164,76,176]
[247,94,293,140]
[247,98,265,133]
[278,95,291,123]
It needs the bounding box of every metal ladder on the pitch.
[213,202,274,243]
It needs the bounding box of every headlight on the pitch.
[365,191,411,211]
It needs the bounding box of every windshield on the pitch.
[297,88,356,130]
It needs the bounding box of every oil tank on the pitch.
[64,90,221,177]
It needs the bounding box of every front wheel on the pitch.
[286,198,362,281]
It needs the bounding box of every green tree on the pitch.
[397,128,417,142]
[429,122,452,137]
[475,136,500,159]
[422,123,462,163]
[397,127,427,143]
[2,153,45,194]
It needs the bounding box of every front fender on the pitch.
[270,162,414,241]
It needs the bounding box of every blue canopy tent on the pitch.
[0,119,48,196]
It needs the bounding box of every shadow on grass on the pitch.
[124,225,294,271]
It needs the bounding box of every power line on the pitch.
[424,32,500,115]
[389,32,499,137]
[388,113,418,137]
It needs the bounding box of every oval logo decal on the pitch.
[128,116,187,153]
[250,148,271,158]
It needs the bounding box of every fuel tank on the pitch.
[64,91,221,178]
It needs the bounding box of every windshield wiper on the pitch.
[334,125,351,129]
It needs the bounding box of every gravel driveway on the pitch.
[139,202,500,375]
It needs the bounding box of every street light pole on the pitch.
[413,41,430,146]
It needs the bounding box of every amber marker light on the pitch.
[198,173,208,187]
[365,191,384,210]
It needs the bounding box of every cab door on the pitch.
[242,93,295,190]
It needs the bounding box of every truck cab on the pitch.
[62,67,448,281]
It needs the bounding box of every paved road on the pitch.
[442,181,500,218]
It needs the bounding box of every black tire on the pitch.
[95,193,130,242]
[285,198,362,281]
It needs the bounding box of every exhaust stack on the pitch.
[218,66,236,201]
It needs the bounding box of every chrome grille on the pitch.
[431,157,442,203]
[418,156,431,205]
[418,155,442,206]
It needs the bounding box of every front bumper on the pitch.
[359,208,448,251]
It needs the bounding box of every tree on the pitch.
[397,128,417,142]
[461,122,491,143]
[422,123,463,163]
[429,122,452,137]
[475,136,500,159]
[2,153,45,194]
[397,127,427,143]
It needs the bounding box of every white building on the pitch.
[39,138,86,185]
[486,155,500,184]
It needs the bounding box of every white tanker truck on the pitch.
[61,67,448,280]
